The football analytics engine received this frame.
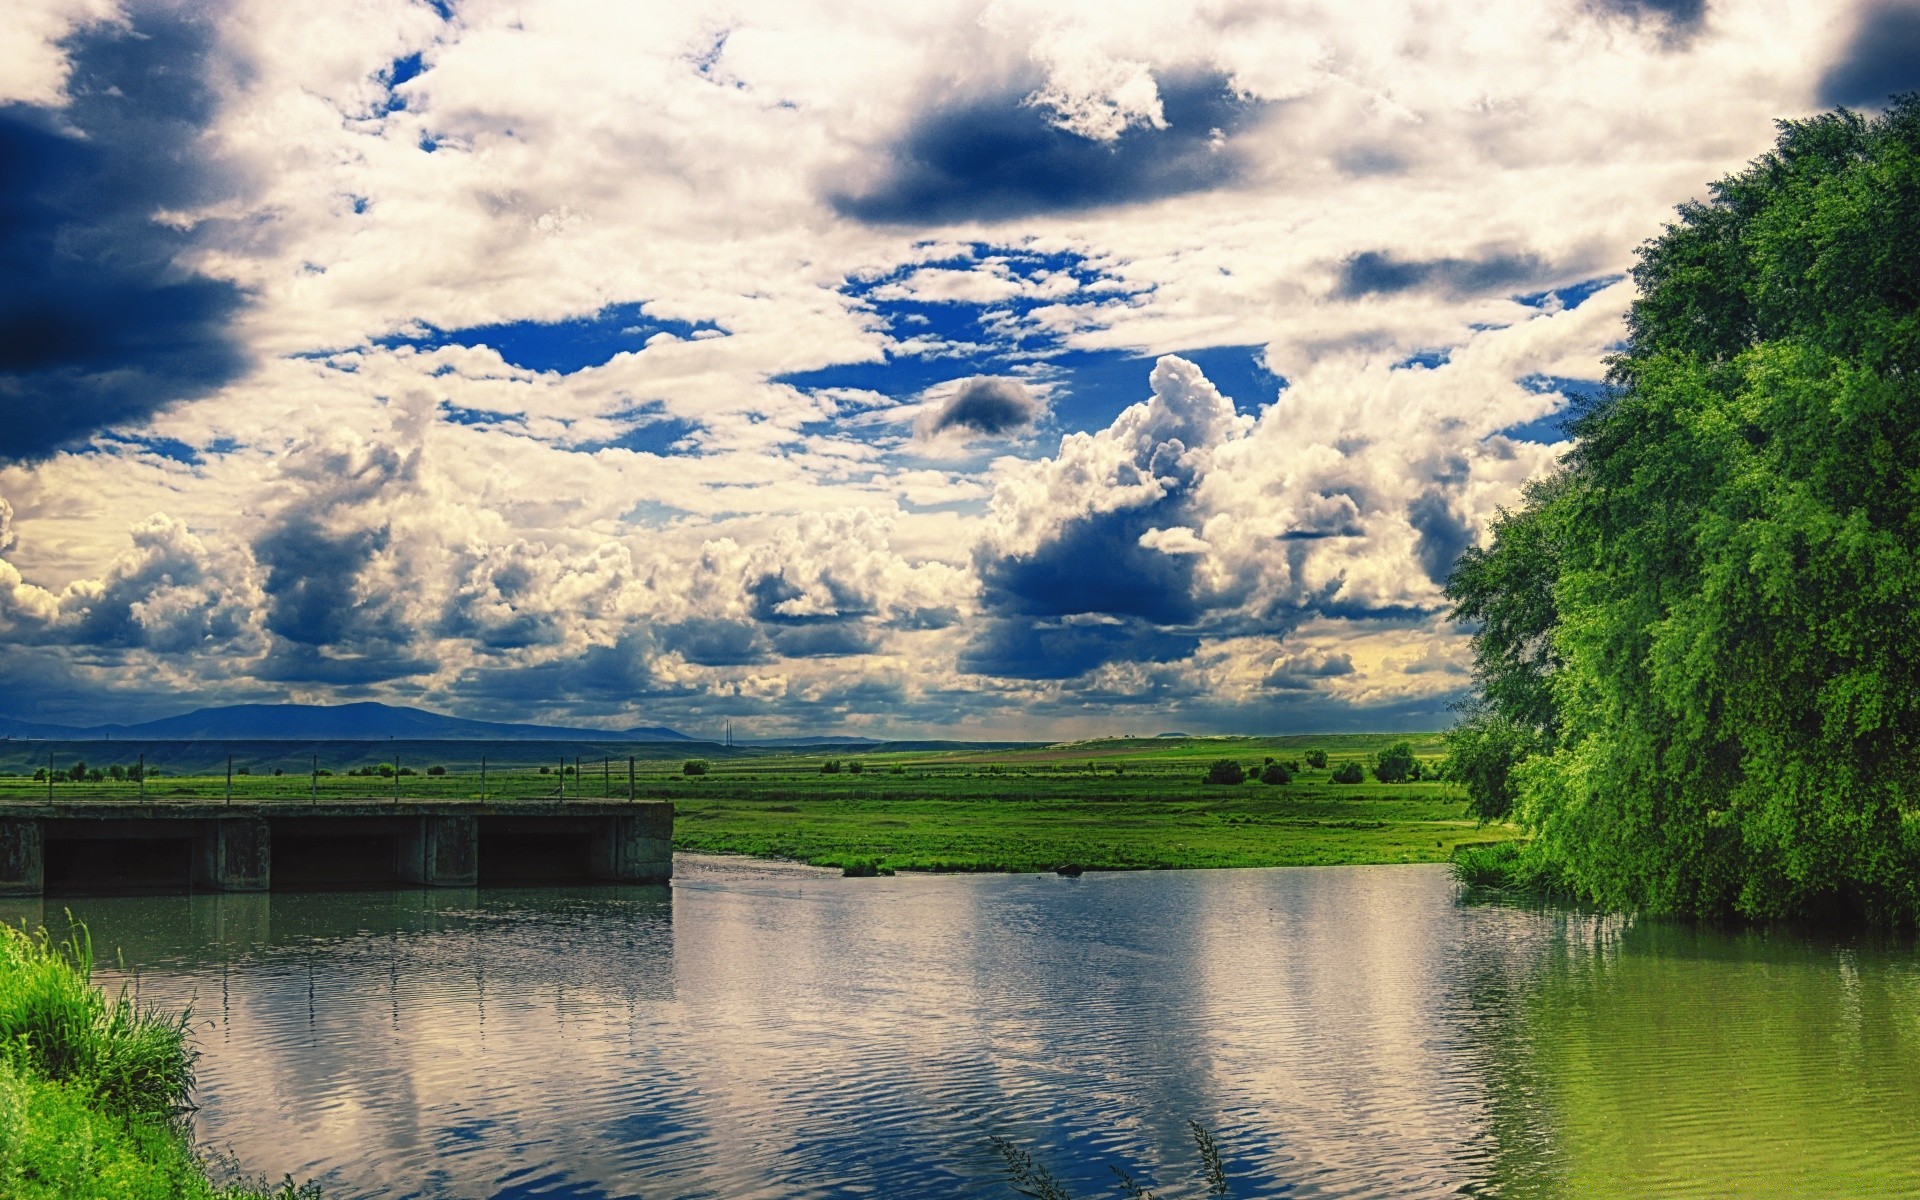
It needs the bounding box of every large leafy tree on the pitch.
[1451,100,1920,921]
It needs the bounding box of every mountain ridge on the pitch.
[0,701,690,742]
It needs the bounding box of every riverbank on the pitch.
[0,923,308,1199]
[671,778,1515,873]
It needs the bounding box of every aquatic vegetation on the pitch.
[991,1120,1232,1199]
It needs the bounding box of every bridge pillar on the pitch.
[592,806,672,883]
[414,815,477,886]
[197,818,270,892]
[0,818,43,897]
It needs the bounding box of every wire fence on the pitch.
[0,752,674,807]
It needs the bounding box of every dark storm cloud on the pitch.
[1407,491,1474,586]
[978,506,1202,627]
[1333,250,1551,299]
[660,618,772,666]
[832,71,1261,224]
[957,618,1200,680]
[919,377,1041,438]
[770,622,880,658]
[1819,4,1920,108]
[255,518,394,647]
[0,13,250,462]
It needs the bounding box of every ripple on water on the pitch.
[25,858,1917,1200]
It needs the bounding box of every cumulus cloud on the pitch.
[0,0,1867,735]
[831,70,1262,224]
[917,377,1043,439]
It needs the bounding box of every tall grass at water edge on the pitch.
[0,922,315,1199]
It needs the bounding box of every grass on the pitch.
[1448,840,1569,898]
[666,736,1517,873]
[0,734,1521,875]
[0,923,314,1199]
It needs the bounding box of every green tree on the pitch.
[1451,100,1920,922]
[1372,742,1417,783]
[1305,750,1328,769]
[1205,760,1246,785]
[682,760,709,776]
[1329,762,1364,784]
[1261,762,1292,785]
[68,760,87,782]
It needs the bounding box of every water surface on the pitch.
[10,856,1920,1198]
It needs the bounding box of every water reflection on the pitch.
[6,858,1918,1198]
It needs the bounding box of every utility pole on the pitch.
[311,753,318,804]
[138,753,145,802]
[480,755,487,802]
[226,754,233,805]
[628,756,635,801]
[47,752,53,804]
[603,756,609,797]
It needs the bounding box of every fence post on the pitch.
[603,756,609,797]
[559,758,565,799]
[138,752,145,802]
[47,752,53,805]
[480,755,487,802]
[311,753,318,804]
[226,754,233,805]
[395,754,401,804]
[628,756,635,801]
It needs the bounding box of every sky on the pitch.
[1,0,1915,739]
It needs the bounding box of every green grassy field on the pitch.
[0,734,1517,874]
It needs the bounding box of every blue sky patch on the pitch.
[381,303,724,375]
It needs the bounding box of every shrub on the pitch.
[31,769,46,783]
[821,760,842,775]
[538,765,550,774]
[68,761,88,782]
[107,765,126,782]
[848,761,864,775]
[1330,762,1364,784]
[1205,759,1247,785]
[1373,741,1417,783]
[426,765,445,776]
[314,768,333,777]
[87,769,104,783]
[271,768,284,777]
[682,760,710,777]
[1261,762,1292,785]
[397,767,417,777]
[235,767,250,776]
[1305,749,1328,769]
[376,763,395,778]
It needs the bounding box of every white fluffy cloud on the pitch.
[0,0,1886,734]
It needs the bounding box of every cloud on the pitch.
[831,70,1260,224]
[1588,0,1708,32]
[1333,250,1553,299]
[917,377,1041,439]
[1819,3,1920,108]
[0,11,250,462]
[1406,490,1474,586]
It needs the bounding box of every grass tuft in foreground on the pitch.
[992,1120,1233,1199]
[0,922,315,1199]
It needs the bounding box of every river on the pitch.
[7,855,1918,1198]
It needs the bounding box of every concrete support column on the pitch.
[422,815,477,886]
[0,818,44,897]
[197,818,270,892]
[593,805,672,883]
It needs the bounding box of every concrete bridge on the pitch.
[0,800,672,895]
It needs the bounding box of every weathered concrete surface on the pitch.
[605,807,673,883]
[0,801,671,894]
[195,818,271,891]
[0,818,43,897]
[422,815,478,886]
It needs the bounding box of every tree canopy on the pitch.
[1447,99,1920,922]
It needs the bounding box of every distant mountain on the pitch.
[742,735,885,747]
[0,702,689,742]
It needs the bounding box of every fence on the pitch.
[0,752,676,806]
